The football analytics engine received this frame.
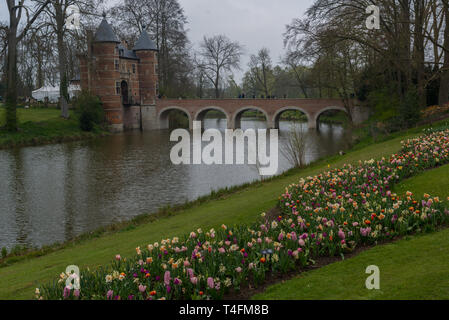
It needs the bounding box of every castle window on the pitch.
[155,64,158,75]
[115,81,121,95]
[132,64,136,74]
[115,59,119,71]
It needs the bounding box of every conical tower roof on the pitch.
[133,28,158,51]
[94,16,120,43]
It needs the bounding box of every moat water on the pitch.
[0,119,352,249]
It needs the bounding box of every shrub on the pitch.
[367,88,423,133]
[399,89,421,127]
[74,91,104,132]
[1,247,7,259]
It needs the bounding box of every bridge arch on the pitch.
[158,106,193,129]
[232,106,270,129]
[313,106,350,129]
[272,106,310,129]
[194,106,230,129]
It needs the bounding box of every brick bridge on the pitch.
[141,98,369,130]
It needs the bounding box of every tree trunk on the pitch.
[56,2,69,119]
[215,72,220,98]
[414,0,426,107]
[36,51,44,89]
[6,24,18,131]
[439,1,449,106]
[399,0,412,97]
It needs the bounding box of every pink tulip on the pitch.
[139,285,147,293]
[291,232,298,242]
[207,277,214,289]
[63,286,71,299]
[164,271,171,286]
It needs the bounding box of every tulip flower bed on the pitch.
[38,130,449,300]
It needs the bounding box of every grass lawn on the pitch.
[252,164,449,300]
[0,125,427,299]
[0,107,106,149]
[0,107,64,125]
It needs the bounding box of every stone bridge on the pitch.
[139,98,370,130]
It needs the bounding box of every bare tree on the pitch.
[247,48,274,98]
[281,122,307,168]
[198,35,243,98]
[283,51,310,98]
[39,0,101,119]
[5,0,51,131]
[110,0,191,97]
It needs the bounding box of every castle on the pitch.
[80,16,369,132]
[79,16,159,132]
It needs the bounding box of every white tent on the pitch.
[32,85,81,103]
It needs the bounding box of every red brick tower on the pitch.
[80,15,123,131]
[133,27,159,106]
[93,16,122,131]
[80,18,159,131]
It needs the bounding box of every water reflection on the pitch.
[0,119,352,249]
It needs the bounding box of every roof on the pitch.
[132,29,158,51]
[94,18,120,43]
[118,44,139,60]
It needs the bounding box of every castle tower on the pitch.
[79,17,159,131]
[133,27,159,106]
[91,16,123,132]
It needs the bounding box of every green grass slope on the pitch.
[253,164,449,300]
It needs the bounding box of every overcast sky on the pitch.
[178,0,314,81]
[0,0,314,82]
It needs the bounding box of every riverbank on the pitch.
[0,107,109,149]
[0,118,446,299]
